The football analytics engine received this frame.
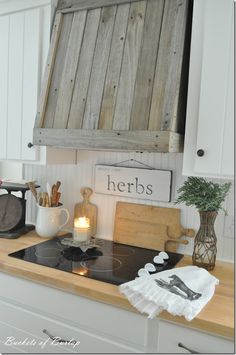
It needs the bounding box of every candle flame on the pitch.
[74,216,90,228]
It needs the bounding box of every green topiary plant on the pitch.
[175,177,231,270]
[175,177,231,213]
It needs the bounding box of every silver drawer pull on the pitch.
[42,328,77,345]
[178,342,200,354]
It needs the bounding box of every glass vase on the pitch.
[192,211,218,271]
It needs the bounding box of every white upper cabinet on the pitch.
[0,0,75,164]
[183,0,234,179]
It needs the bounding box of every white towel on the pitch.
[119,266,219,321]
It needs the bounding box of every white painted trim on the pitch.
[0,0,51,16]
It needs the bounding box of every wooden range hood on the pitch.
[33,0,192,152]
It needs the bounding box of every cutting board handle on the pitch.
[81,187,93,203]
[182,228,195,238]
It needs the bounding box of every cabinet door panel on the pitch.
[7,12,24,160]
[194,0,234,176]
[0,16,9,159]
[21,8,41,161]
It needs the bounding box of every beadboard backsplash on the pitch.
[23,151,234,262]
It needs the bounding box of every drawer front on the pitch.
[0,273,150,347]
[0,299,140,353]
[0,321,26,353]
[157,320,234,354]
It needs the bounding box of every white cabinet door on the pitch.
[0,1,76,164]
[157,320,234,354]
[183,0,234,179]
[0,1,50,161]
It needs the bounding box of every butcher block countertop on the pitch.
[0,231,234,339]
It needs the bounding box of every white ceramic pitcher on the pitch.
[36,204,69,238]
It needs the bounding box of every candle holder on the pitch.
[73,217,90,242]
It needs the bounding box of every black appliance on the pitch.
[8,235,183,285]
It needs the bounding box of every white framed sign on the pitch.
[94,165,172,202]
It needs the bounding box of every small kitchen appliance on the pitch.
[0,184,39,239]
[9,235,184,285]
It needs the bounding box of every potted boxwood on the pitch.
[175,177,231,270]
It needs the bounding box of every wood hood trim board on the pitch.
[34,0,192,152]
[33,128,183,152]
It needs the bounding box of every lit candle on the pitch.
[73,217,90,242]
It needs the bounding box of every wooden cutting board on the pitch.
[113,202,195,252]
[74,188,97,236]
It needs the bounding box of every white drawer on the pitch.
[0,299,139,353]
[0,321,26,353]
[157,320,234,354]
[0,273,151,348]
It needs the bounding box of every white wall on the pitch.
[23,151,234,262]
[0,161,23,180]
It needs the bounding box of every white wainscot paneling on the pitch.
[23,151,234,262]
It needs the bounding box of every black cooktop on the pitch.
[8,235,183,285]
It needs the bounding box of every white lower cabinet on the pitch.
[0,299,137,353]
[157,320,234,354]
[0,273,234,353]
[0,273,158,353]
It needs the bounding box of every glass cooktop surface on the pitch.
[8,235,183,285]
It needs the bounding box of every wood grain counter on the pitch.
[0,231,234,339]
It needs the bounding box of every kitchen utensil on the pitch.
[35,204,69,238]
[46,182,52,207]
[56,192,61,206]
[114,202,195,252]
[26,181,38,202]
[74,187,97,237]
[56,181,61,191]
[51,182,61,207]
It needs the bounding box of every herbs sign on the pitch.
[94,165,171,202]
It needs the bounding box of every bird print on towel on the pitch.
[155,275,202,301]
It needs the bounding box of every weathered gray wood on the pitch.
[67,9,101,129]
[34,13,63,129]
[130,0,164,130]
[43,13,73,128]
[113,1,146,130]
[33,128,183,152]
[58,0,139,13]
[149,0,189,131]
[99,3,130,129]
[83,6,117,129]
[53,11,87,128]
[35,0,190,153]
